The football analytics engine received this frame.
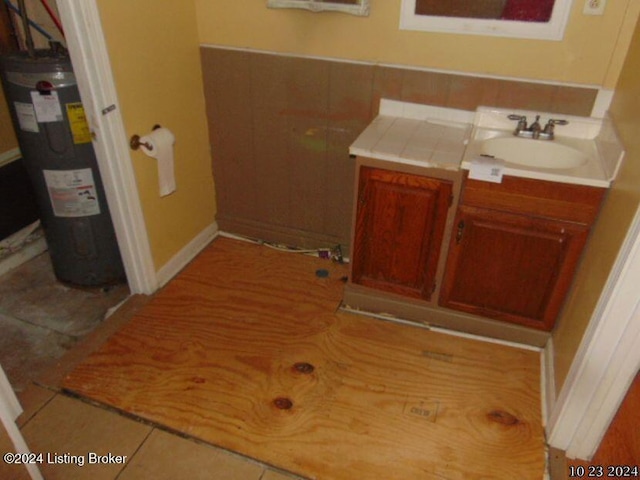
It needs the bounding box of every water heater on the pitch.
[0,48,126,286]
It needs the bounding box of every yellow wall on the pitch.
[195,0,637,88]
[553,13,640,390]
[96,0,216,270]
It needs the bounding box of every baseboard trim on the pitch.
[0,148,21,168]
[343,283,551,348]
[0,236,47,278]
[156,222,219,287]
[542,338,556,429]
[217,215,350,255]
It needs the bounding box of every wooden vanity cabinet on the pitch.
[351,166,453,301]
[439,175,606,331]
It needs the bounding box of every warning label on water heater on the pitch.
[66,103,93,144]
[43,168,101,217]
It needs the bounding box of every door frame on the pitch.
[55,0,157,294]
[548,204,640,459]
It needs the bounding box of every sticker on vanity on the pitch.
[468,154,504,183]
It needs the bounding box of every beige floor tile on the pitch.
[15,384,56,427]
[118,428,264,480]
[20,394,151,480]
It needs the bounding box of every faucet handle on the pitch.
[543,118,569,137]
[507,114,527,133]
[546,118,569,126]
[508,114,527,122]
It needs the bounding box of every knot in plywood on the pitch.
[273,397,294,411]
[292,362,315,375]
[488,410,520,426]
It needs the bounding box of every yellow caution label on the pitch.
[66,103,92,144]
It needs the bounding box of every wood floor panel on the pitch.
[63,237,545,480]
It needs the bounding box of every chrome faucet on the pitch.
[508,114,568,140]
[542,118,569,140]
[529,115,542,139]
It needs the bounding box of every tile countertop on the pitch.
[348,100,474,171]
[350,101,625,188]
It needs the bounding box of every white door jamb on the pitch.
[55,0,157,294]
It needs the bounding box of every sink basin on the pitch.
[481,137,589,170]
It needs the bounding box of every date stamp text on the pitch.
[569,465,639,478]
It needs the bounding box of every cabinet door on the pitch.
[440,206,590,331]
[351,167,453,301]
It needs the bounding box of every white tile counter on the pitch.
[349,100,474,170]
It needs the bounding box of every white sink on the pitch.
[481,137,589,170]
[458,107,625,187]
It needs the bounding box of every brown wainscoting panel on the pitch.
[200,47,257,221]
[200,47,599,251]
[400,68,454,107]
[325,61,374,243]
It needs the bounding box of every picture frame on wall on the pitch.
[267,0,370,16]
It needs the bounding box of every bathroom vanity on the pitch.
[344,101,624,345]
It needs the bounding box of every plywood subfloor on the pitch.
[63,237,545,480]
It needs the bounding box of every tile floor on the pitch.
[0,250,304,480]
[3,386,301,480]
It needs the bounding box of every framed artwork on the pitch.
[400,0,574,40]
[267,0,370,16]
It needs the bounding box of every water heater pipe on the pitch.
[2,0,53,41]
[39,0,63,37]
[16,0,35,57]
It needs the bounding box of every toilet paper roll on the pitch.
[139,127,176,197]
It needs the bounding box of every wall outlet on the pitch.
[583,0,606,16]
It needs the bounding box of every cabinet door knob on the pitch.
[456,220,465,244]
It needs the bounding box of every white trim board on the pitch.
[55,0,157,295]
[0,236,47,278]
[1,365,43,480]
[156,222,219,288]
[0,148,21,168]
[548,204,640,459]
[541,339,556,429]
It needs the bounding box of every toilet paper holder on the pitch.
[130,125,162,151]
